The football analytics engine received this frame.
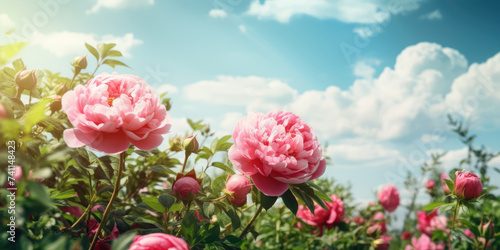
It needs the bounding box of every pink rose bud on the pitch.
[14,68,37,90]
[72,55,88,71]
[129,233,190,250]
[378,184,399,212]
[482,220,495,239]
[0,102,9,119]
[373,235,391,250]
[441,173,451,194]
[228,111,326,196]
[172,176,201,201]
[401,231,413,240]
[183,134,199,154]
[455,171,482,200]
[225,174,252,206]
[425,180,435,189]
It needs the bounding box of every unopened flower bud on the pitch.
[455,171,482,200]
[482,219,495,239]
[425,180,435,189]
[183,134,199,155]
[55,82,68,96]
[225,174,252,207]
[15,68,37,90]
[172,176,201,201]
[169,136,183,152]
[72,55,87,70]
[50,95,62,113]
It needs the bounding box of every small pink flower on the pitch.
[425,180,435,189]
[368,212,387,235]
[455,171,482,200]
[172,177,201,201]
[430,215,449,233]
[374,235,392,250]
[296,195,344,235]
[405,234,445,250]
[62,72,171,154]
[463,229,475,238]
[353,215,366,225]
[440,173,450,194]
[225,174,252,206]
[378,184,399,212]
[129,233,189,250]
[228,111,326,196]
[60,206,83,217]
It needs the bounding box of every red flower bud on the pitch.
[172,176,201,201]
[425,180,435,189]
[378,184,399,212]
[455,171,482,200]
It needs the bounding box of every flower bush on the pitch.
[0,42,499,250]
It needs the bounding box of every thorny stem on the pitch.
[89,152,126,250]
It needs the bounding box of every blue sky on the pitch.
[2,0,500,216]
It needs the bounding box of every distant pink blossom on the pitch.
[378,184,399,212]
[62,72,171,154]
[405,234,445,250]
[228,111,326,196]
[426,180,435,189]
[440,173,451,194]
[296,195,344,235]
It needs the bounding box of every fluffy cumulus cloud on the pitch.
[31,31,142,57]
[183,75,298,113]
[246,0,423,24]
[326,142,401,168]
[88,0,154,14]
[0,13,15,30]
[420,9,442,20]
[209,9,228,19]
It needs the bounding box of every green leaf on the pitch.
[111,231,137,250]
[147,165,177,175]
[0,42,28,65]
[19,98,51,133]
[182,210,198,245]
[97,43,116,58]
[292,188,315,215]
[102,59,129,69]
[444,179,455,194]
[51,189,78,200]
[142,197,166,213]
[12,58,25,71]
[281,189,298,215]
[105,50,123,57]
[169,203,183,212]
[260,192,278,210]
[158,193,175,211]
[199,223,221,244]
[211,162,235,175]
[225,208,241,230]
[437,203,454,214]
[85,43,100,61]
[422,202,448,211]
[307,181,333,203]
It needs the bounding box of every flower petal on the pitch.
[251,173,289,196]
[89,130,130,154]
[63,128,99,148]
[130,134,164,151]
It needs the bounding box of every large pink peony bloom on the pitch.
[129,233,189,250]
[296,194,344,235]
[62,72,171,154]
[228,111,326,196]
[455,171,482,200]
[405,234,445,250]
[378,184,399,212]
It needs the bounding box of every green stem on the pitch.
[180,153,189,174]
[239,205,263,239]
[90,63,101,79]
[68,70,78,90]
[452,200,461,229]
[89,152,125,250]
[16,88,23,99]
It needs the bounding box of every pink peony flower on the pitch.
[440,173,451,194]
[62,72,171,154]
[368,212,387,235]
[354,215,366,225]
[455,171,482,200]
[228,111,326,196]
[378,184,399,212]
[225,174,252,206]
[405,234,445,250]
[429,215,449,233]
[425,180,435,189]
[296,194,344,235]
[129,233,189,250]
[172,177,201,201]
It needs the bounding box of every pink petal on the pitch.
[251,173,289,196]
[89,130,130,154]
[130,134,164,151]
[310,158,326,180]
[63,129,99,148]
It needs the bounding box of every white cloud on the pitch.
[209,9,228,19]
[246,0,423,24]
[220,112,244,133]
[88,0,154,14]
[31,31,143,57]
[0,13,15,30]
[155,84,178,95]
[420,10,442,20]
[238,25,247,33]
[353,60,378,79]
[183,75,298,113]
